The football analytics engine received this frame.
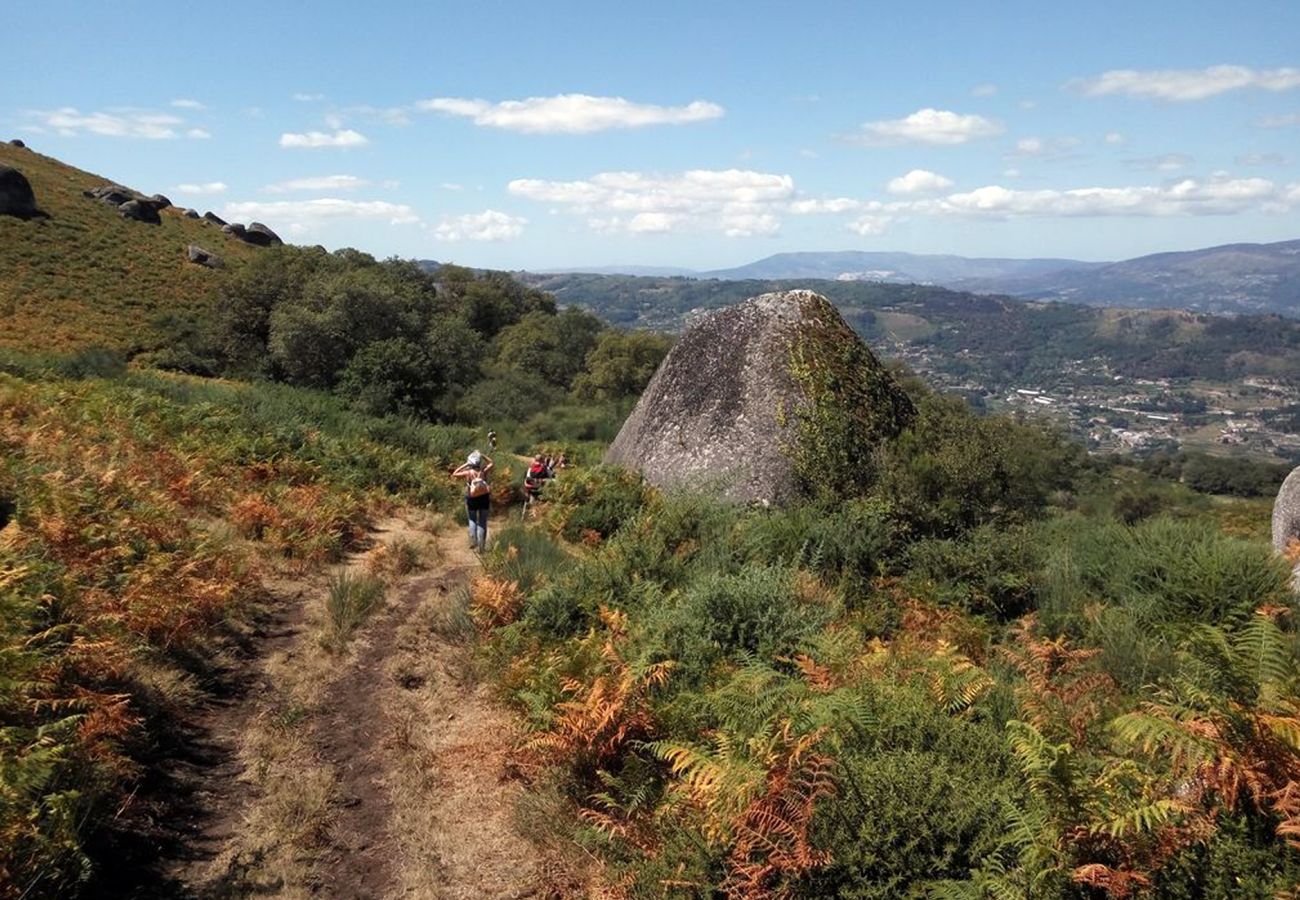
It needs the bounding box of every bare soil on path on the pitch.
[142,512,556,900]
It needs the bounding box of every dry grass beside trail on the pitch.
[171,510,569,900]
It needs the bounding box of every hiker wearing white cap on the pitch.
[451,451,494,551]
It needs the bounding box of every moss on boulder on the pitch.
[606,290,913,505]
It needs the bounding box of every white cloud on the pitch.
[22,107,195,139]
[222,198,420,228]
[177,182,228,195]
[170,98,205,110]
[265,175,370,193]
[278,129,369,148]
[886,169,954,195]
[440,182,465,191]
[1002,168,1022,178]
[850,108,1003,146]
[508,168,794,236]
[971,83,998,97]
[913,176,1280,218]
[1124,153,1194,172]
[433,209,526,241]
[627,212,680,234]
[1073,65,1300,101]
[798,148,819,159]
[789,197,862,214]
[416,93,724,133]
[292,93,324,102]
[1104,131,1127,145]
[1258,112,1300,128]
[186,128,211,140]
[1007,136,1082,158]
[847,215,891,236]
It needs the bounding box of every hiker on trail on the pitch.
[487,430,497,450]
[524,454,552,503]
[452,450,493,551]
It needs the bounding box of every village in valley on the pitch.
[886,340,1300,463]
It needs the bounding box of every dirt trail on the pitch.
[160,512,552,899]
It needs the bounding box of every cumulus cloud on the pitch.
[508,168,793,236]
[278,129,369,148]
[21,107,205,140]
[416,93,724,133]
[265,175,370,193]
[850,108,1003,145]
[170,98,205,110]
[1007,136,1082,158]
[222,199,420,230]
[789,197,862,214]
[177,182,228,195]
[847,215,891,236]
[912,176,1280,218]
[886,169,955,195]
[1072,65,1300,101]
[432,209,526,241]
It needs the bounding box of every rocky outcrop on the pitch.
[181,208,200,219]
[119,199,161,224]
[222,222,246,238]
[187,244,223,268]
[87,184,135,206]
[0,165,39,218]
[606,290,914,505]
[148,193,172,210]
[243,221,283,246]
[8,139,25,148]
[203,211,226,226]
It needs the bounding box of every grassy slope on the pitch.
[0,144,261,353]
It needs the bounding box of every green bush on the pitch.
[544,464,650,541]
[906,524,1039,621]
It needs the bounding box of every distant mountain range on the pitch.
[544,239,1300,316]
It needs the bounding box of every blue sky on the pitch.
[5,0,1300,269]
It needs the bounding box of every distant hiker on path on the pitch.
[487,430,498,450]
[452,450,493,551]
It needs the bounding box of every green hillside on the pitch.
[0,143,261,353]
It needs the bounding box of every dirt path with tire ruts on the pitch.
[150,511,557,900]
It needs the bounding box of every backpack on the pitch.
[468,473,490,498]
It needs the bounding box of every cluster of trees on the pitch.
[1139,450,1291,498]
[150,247,673,431]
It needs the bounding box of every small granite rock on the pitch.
[8,139,25,148]
[203,211,227,226]
[182,208,200,219]
[0,165,39,218]
[187,244,223,269]
[148,193,172,210]
[119,199,161,224]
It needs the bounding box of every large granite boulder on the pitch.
[203,211,226,226]
[8,139,25,148]
[181,208,200,219]
[119,199,161,224]
[1272,467,1300,554]
[606,290,914,505]
[243,221,282,246]
[0,165,39,218]
[148,193,172,210]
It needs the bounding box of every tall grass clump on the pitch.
[321,570,386,651]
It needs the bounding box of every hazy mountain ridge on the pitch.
[536,239,1300,316]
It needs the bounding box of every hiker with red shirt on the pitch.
[452,450,493,551]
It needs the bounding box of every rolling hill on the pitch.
[0,142,262,353]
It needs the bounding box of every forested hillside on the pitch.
[523,272,1300,385]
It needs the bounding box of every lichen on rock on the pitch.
[606,289,913,506]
